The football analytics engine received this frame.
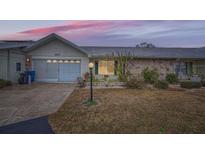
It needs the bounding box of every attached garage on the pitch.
[59,63,80,81]
[25,33,89,83]
[33,59,81,82]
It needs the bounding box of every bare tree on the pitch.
[136,42,156,48]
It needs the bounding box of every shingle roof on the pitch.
[0,33,205,59]
[0,41,35,50]
[81,46,205,59]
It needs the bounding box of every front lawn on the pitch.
[49,88,205,133]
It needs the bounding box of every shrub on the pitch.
[125,78,144,89]
[77,77,86,88]
[5,80,12,86]
[83,72,90,82]
[0,79,6,88]
[0,79,12,88]
[200,75,205,87]
[201,80,205,87]
[180,80,202,89]
[93,76,100,83]
[166,73,178,84]
[154,80,169,89]
[142,67,159,84]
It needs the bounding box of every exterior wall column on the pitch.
[7,50,10,80]
[25,55,32,70]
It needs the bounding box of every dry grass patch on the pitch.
[49,88,205,133]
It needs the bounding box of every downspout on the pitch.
[7,50,10,80]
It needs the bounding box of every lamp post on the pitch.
[88,62,94,102]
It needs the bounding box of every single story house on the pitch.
[0,33,205,83]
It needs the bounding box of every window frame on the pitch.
[185,62,193,75]
[98,60,115,75]
[16,62,21,72]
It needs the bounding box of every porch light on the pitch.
[88,62,94,102]
[26,58,30,62]
[88,62,94,69]
[47,60,52,63]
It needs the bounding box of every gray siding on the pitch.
[194,61,205,75]
[0,50,25,83]
[28,39,87,57]
[9,51,25,82]
[0,50,8,80]
[28,39,89,76]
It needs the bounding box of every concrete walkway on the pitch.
[0,83,75,127]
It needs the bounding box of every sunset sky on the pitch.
[0,20,205,47]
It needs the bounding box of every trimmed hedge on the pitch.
[0,79,12,88]
[142,67,159,84]
[201,80,205,87]
[125,78,144,89]
[0,79,6,88]
[154,80,169,89]
[180,80,202,89]
[166,73,178,84]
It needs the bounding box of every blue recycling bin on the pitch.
[25,71,35,83]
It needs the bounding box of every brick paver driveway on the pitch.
[0,83,75,126]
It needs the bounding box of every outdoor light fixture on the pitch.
[64,60,69,63]
[46,59,80,63]
[58,60,63,63]
[88,62,94,102]
[53,60,57,63]
[26,58,30,62]
[47,60,52,63]
[88,62,94,69]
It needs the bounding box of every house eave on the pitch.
[24,33,88,56]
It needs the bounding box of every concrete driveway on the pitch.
[0,83,75,127]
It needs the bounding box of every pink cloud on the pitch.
[19,21,115,35]
[0,21,141,41]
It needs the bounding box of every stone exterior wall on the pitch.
[193,61,205,75]
[89,58,205,81]
[128,59,177,79]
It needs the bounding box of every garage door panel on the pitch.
[59,63,80,81]
[46,63,58,79]
[33,59,81,82]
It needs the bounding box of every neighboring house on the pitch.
[0,33,205,83]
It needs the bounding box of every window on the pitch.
[16,62,21,72]
[186,62,193,75]
[95,61,98,75]
[98,60,114,75]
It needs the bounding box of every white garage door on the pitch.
[59,63,80,81]
[33,59,80,82]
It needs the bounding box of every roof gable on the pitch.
[25,33,87,55]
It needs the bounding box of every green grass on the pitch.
[83,99,97,106]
